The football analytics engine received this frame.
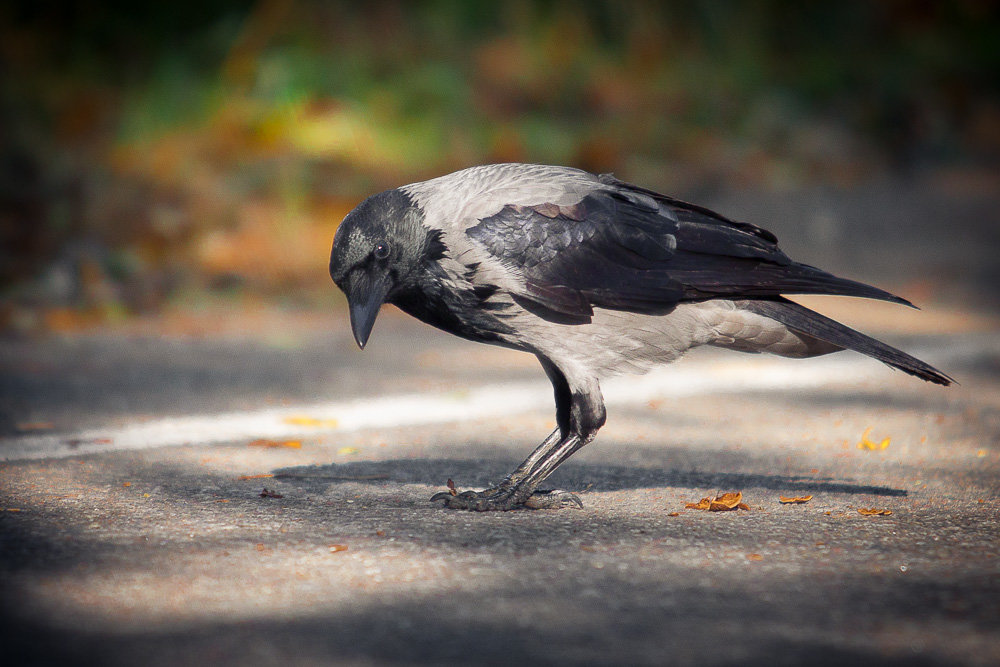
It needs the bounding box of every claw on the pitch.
[523,489,584,510]
[429,486,583,511]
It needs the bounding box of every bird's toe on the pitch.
[429,486,582,511]
[523,489,584,509]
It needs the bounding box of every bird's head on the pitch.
[329,189,433,349]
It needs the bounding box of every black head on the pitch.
[329,188,432,349]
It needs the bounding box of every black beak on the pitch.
[346,272,391,349]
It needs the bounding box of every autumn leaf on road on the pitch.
[779,495,813,504]
[858,507,892,516]
[249,439,301,449]
[686,491,749,512]
[284,416,339,428]
[858,427,890,450]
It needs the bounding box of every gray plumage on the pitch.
[329,163,952,511]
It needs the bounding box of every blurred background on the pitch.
[1,0,998,334]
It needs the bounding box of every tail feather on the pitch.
[744,298,954,386]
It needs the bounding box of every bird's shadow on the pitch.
[274,457,907,497]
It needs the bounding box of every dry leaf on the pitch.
[710,491,743,511]
[686,492,746,512]
[249,439,301,449]
[284,416,339,428]
[329,544,348,553]
[446,478,458,496]
[746,553,764,561]
[667,512,680,517]
[238,473,274,480]
[16,421,54,431]
[337,446,360,455]
[259,487,283,498]
[685,497,711,510]
[858,507,892,516]
[779,495,813,504]
[858,427,890,450]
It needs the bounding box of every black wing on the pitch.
[467,179,911,319]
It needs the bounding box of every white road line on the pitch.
[3,343,969,462]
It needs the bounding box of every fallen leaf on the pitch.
[249,439,301,449]
[238,473,274,480]
[858,508,893,516]
[858,427,890,450]
[122,482,132,488]
[260,487,283,498]
[747,553,764,561]
[667,512,680,517]
[337,446,360,455]
[710,492,743,511]
[685,497,711,510]
[329,544,348,553]
[686,492,746,512]
[16,421,54,431]
[64,437,113,449]
[375,530,386,537]
[779,495,813,504]
[284,415,339,428]
[446,478,458,496]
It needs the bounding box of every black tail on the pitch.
[745,298,954,386]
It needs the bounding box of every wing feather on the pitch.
[466,178,911,320]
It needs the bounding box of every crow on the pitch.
[329,163,952,511]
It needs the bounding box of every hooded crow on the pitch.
[329,163,952,511]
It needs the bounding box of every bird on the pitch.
[328,163,952,511]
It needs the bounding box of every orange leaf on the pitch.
[329,544,348,553]
[238,473,274,480]
[686,492,746,512]
[685,497,711,510]
[858,427,890,450]
[248,439,301,449]
[709,491,743,511]
[779,495,813,504]
[284,416,339,428]
[858,507,893,516]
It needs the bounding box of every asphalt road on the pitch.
[1,297,999,666]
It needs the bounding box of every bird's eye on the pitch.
[373,241,390,260]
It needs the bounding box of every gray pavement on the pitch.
[1,301,999,666]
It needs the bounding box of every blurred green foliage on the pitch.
[1,0,998,329]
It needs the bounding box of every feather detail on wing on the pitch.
[466,180,912,320]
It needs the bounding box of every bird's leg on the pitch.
[431,358,605,511]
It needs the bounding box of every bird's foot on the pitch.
[430,486,583,511]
